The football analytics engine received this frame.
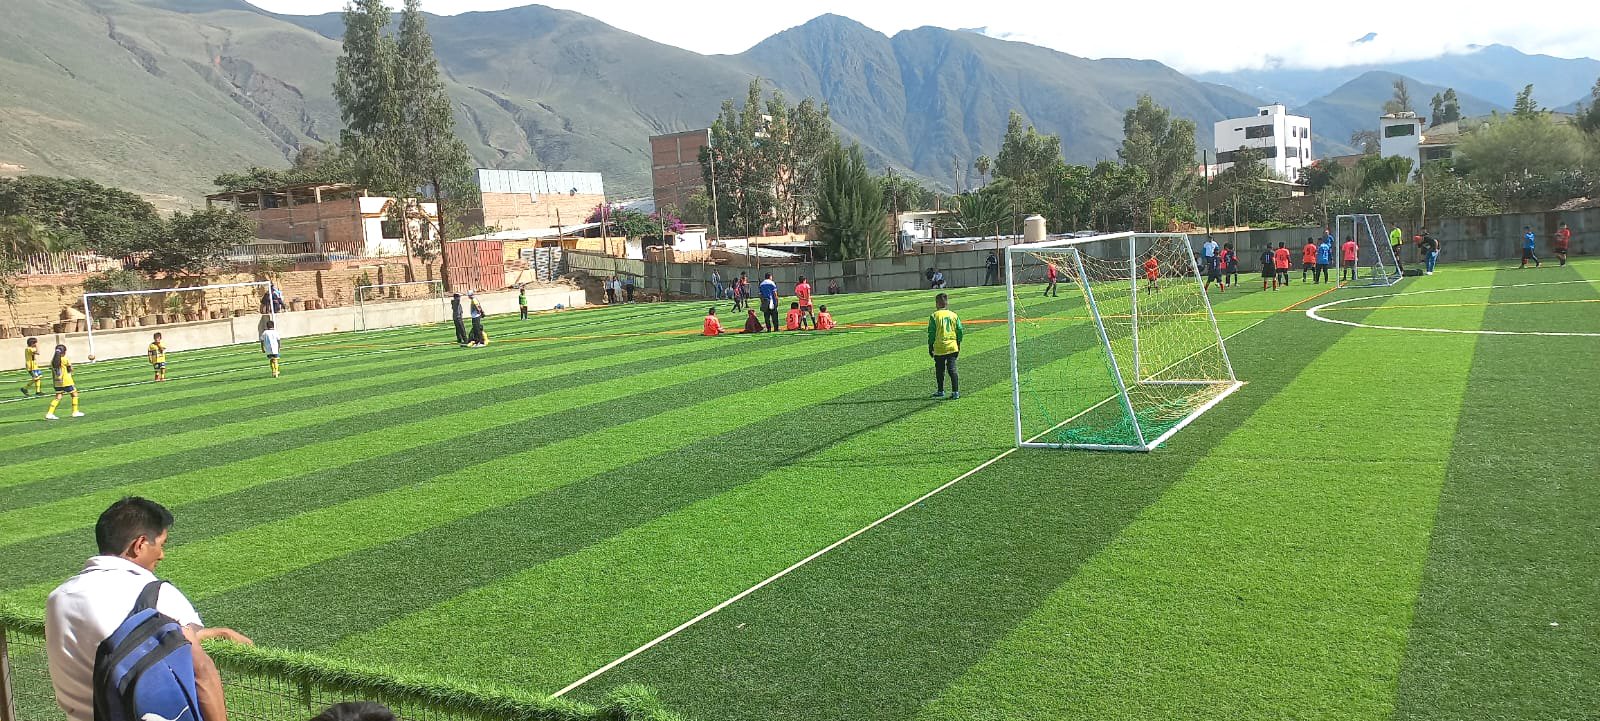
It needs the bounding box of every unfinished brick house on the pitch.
[464,169,606,233]
[205,182,438,258]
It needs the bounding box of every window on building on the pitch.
[1284,147,1299,158]
[1384,124,1417,138]
[1422,146,1453,161]
[1245,124,1275,139]
[1217,146,1279,165]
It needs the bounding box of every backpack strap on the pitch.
[132,580,166,616]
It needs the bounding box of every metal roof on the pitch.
[476,169,605,197]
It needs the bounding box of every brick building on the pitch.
[205,183,436,258]
[650,129,710,213]
[464,168,606,233]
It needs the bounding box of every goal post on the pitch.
[1006,232,1243,452]
[1334,213,1403,287]
[82,280,276,361]
[354,280,448,331]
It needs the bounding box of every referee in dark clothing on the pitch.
[450,293,467,345]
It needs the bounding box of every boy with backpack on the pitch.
[46,497,253,721]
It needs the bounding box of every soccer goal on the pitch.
[83,280,276,361]
[1334,213,1403,287]
[354,280,448,331]
[1006,232,1242,452]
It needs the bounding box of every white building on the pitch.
[1380,112,1425,166]
[1212,104,1313,179]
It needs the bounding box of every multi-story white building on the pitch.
[1212,104,1313,179]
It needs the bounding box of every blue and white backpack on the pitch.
[92,580,204,721]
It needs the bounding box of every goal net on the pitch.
[1006,233,1242,452]
[1334,213,1402,287]
[354,280,448,331]
[83,281,276,361]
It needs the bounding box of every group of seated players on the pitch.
[701,273,836,336]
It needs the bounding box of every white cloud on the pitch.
[244,0,1600,73]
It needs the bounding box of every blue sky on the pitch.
[244,1,1600,74]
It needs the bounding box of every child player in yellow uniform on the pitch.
[19,337,43,397]
[148,332,167,382]
[45,344,84,420]
[928,293,964,400]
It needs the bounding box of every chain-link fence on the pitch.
[1,619,681,721]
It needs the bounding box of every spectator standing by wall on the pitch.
[759,273,780,332]
[985,252,1000,285]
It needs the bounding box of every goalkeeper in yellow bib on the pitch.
[928,293,964,400]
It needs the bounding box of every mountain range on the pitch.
[1,0,1596,207]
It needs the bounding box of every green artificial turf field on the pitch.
[3,259,1597,721]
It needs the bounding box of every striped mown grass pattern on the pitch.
[4,263,1597,721]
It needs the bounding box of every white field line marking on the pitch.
[551,310,1275,698]
[1305,279,1600,338]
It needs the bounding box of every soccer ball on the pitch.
[87,354,96,361]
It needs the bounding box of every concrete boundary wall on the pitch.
[0,285,585,371]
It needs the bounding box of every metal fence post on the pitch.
[0,626,18,721]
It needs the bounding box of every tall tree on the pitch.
[333,0,404,196]
[1119,95,1198,222]
[973,155,992,186]
[765,94,832,233]
[1512,84,1542,117]
[396,0,474,282]
[702,81,777,237]
[1577,76,1600,135]
[1383,79,1414,115]
[701,80,834,238]
[1438,88,1461,125]
[879,173,938,213]
[0,176,163,255]
[1119,95,1197,198]
[813,142,889,261]
[1457,115,1589,183]
[140,209,255,275]
[1350,130,1381,155]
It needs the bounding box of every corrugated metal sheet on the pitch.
[475,169,605,198]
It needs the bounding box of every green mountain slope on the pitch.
[1198,44,1600,110]
[1292,71,1505,158]
[7,2,1274,205]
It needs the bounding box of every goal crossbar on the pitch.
[82,280,276,361]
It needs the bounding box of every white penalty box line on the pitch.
[551,300,1270,699]
[1305,279,1600,338]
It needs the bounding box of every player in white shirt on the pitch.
[260,320,281,378]
[45,498,252,721]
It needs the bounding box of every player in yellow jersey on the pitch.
[147,332,167,382]
[45,344,84,420]
[19,337,43,397]
[927,293,964,400]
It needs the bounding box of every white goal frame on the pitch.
[1334,213,1403,287]
[354,280,449,331]
[1005,232,1243,452]
[83,280,276,361]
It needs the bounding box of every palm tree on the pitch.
[974,155,992,187]
[0,216,50,258]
